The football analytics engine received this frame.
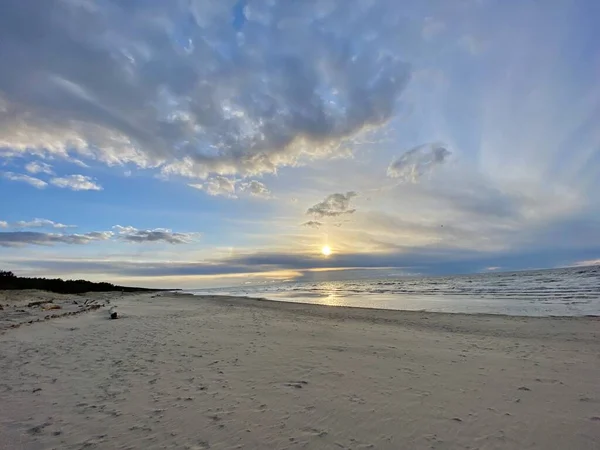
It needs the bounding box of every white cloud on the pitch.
[70,159,90,168]
[0,221,7,228]
[387,143,451,182]
[190,177,272,199]
[50,174,102,191]
[189,176,237,198]
[25,161,54,175]
[5,218,75,229]
[239,180,271,198]
[2,171,48,188]
[113,225,199,244]
[307,192,358,218]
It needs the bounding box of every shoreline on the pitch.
[1,291,599,449]
[186,292,600,320]
[174,293,600,344]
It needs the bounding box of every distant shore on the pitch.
[1,290,599,449]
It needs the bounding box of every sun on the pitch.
[321,245,332,256]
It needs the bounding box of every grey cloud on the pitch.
[0,225,199,246]
[307,192,358,218]
[302,220,323,229]
[387,142,451,182]
[50,174,102,191]
[0,0,412,178]
[2,171,47,188]
[0,231,112,247]
[113,225,199,244]
[25,161,54,175]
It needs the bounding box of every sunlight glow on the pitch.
[321,245,332,256]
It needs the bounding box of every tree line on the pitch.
[0,270,161,294]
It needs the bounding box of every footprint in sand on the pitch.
[284,380,309,389]
[301,426,328,437]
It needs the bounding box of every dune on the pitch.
[1,291,599,449]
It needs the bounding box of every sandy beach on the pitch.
[1,291,599,450]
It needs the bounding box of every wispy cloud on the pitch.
[302,221,323,229]
[2,218,75,229]
[190,177,271,199]
[2,171,47,188]
[239,180,271,199]
[50,174,102,191]
[25,161,54,175]
[189,176,236,198]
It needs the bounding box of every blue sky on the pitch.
[1,0,599,288]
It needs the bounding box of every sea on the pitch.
[186,265,600,317]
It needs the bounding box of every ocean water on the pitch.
[187,265,600,317]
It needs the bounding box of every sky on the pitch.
[1,0,599,288]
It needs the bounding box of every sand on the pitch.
[0,290,122,333]
[0,291,599,450]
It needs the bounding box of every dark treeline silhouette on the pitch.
[0,270,162,294]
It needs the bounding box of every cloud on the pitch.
[25,161,54,175]
[0,231,112,247]
[113,225,199,244]
[307,192,358,218]
[189,177,271,199]
[2,171,47,188]
[0,224,199,247]
[3,218,75,229]
[387,143,451,182]
[9,246,599,281]
[238,180,271,198]
[0,0,411,178]
[189,176,236,198]
[50,174,102,191]
[302,220,323,229]
[71,159,90,168]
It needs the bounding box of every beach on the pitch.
[1,291,599,450]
